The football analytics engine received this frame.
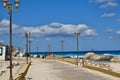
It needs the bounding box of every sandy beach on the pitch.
[0,57,26,80]
[25,59,120,80]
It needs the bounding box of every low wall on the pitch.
[83,65,120,78]
[63,58,76,65]
[61,59,120,78]
[13,61,31,80]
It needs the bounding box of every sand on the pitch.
[0,57,26,80]
[25,59,120,80]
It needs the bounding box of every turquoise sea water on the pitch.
[30,50,120,57]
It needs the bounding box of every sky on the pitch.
[0,0,120,52]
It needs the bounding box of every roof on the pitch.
[0,42,6,46]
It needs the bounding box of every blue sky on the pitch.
[0,0,120,52]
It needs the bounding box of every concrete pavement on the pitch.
[25,59,119,80]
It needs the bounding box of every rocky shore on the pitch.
[84,52,120,61]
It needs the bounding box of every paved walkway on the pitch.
[25,59,119,80]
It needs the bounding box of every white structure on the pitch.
[0,44,7,60]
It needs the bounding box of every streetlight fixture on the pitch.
[60,40,64,60]
[25,32,31,64]
[2,0,20,80]
[74,32,80,66]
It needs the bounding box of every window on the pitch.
[0,48,3,55]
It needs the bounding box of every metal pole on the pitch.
[28,33,31,53]
[25,33,29,64]
[48,44,51,53]
[36,47,38,54]
[2,1,20,79]
[29,41,30,53]
[9,11,13,80]
[75,32,80,66]
[76,34,79,66]
[61,40,64,60]
[62,42,63,60]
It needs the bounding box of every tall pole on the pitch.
[48,44,51,53]
[9,9,12,80]
[2,0,20,79]
[26,33,28,64]
[74,32,80,66]
[28,33,31,53]
[25,32,30,64]
[29,40,32,53]
[36,46,38,54]
[60,40,64,60]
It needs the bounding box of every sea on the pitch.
[29,50,120,58]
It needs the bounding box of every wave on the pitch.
[103,53,112,55]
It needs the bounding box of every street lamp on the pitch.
[29,39,32,58]
[2,0,20,80]
[48,44,51,53]
[36,46,39,54]
[29,39,32,53]
[74,32,80,66]
[60,40,64,60]
[25,32,31,64]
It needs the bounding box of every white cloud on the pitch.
[0,19,9,34]
[108,36,115,39]
[23,23,98,37]
[0,19,98,37]
[0,40,4,43]
[100,1,119,8]
[46,38,51,41]
[0,19,9,27]
[82,29,97,36]
[49,22,62,28]
[116,30,120,34]
[89,0,116,3]
[101,13,116,17]
[107,29,113,32]
[117,19,120,22]
[89,0,119,9]
[0,19,22,34]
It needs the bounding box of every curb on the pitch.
[13,61,31,80]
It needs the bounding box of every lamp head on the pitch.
[7,2,12,12]
[74,32,80,35]
[14,0,20,10]
[25,32,28,37]
[2,0,8,11]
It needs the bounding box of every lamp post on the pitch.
[60,40,64,60]
[74,32,80,66]
[48,44,51,53]
[29,39,32,53]
[36,46,39,54]
[2,0,20,80]
[25,32,31,64]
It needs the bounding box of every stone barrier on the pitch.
[13,61,31,80]
[83,65,120,78]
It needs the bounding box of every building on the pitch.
[12,48,20,56]
[0,43,8,60]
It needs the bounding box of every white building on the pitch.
[0,43,8,60]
